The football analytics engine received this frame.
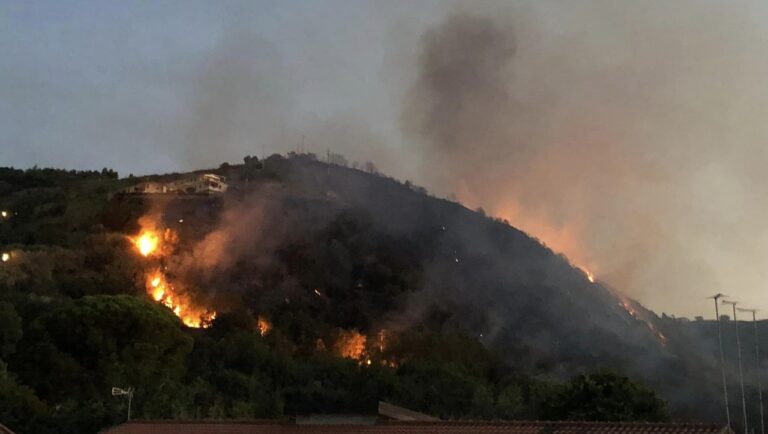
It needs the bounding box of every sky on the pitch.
[3,0,768,318]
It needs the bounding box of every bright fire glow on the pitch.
[615,292,668,346]
[145,270,216,328]
[586,270,595,283]
[0,210,7,218]
[135,231,159,256]
[133,220,215,329]
[258,316,271,336]
[334,330,367,359]
[1,252,9,262]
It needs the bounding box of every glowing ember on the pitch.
[1,252,9,262]
[615,292,668,346]
[257,316,271,336]
[0,210,7,218]
[586,271,595,283]
[135,231,159,256]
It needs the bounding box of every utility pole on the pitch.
[724,300,749,434]
[711,293,732,429]
[740,308,765,434]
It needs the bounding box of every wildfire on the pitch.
[132,222,215,328]
[1,252,9,262]
[332,329,397,367]
[335,330,367,359]
[144,269,214,327]
[586,270,595,283]
[615,293,668,346]
[257,316,271,336]
[135,231,159,256]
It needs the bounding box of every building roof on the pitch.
[100,420,731,434]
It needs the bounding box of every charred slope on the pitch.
[199,156,709,418]
[236,156,750,424]
[0,161,732,424]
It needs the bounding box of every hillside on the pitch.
[0,156,757,433]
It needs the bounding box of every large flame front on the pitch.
[145,269,215,328]
[131,224,215,328]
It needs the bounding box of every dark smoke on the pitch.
[405,14,516,156]
[401,4,768,318]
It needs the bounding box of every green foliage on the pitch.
[542,369,669,422]
[0,163,672,433]
[0,361,52,434]
[0,302,22,358]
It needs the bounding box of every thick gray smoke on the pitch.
[7,1,768,317]
[402,2,768,318]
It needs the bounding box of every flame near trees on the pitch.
[334,330,367,359]
[130,224,215,328]
[331,329,395,367]
[257,316,271,336]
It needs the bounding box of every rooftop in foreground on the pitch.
[100,420,731,434]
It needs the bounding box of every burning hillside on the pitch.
[129,223,216,328]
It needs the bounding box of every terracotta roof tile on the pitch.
[100,420,730,434]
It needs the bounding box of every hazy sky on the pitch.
[4,0,768,318]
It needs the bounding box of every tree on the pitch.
[0,361,52,434]
[15,295,193,414]
[0,302,22,358]
[544,369,669,422]
[364,161,378,174]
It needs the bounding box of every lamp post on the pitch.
[710,293,732,429]
[112,387,134,421]
[724,300,748,434]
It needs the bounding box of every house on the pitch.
[123,174,228,195]
[123,181,171,194]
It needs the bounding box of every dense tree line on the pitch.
[0,165,668,433]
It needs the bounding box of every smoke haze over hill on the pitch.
[5,1,768,317]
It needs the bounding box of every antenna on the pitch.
[724,300,749,434]
[710,293,732,429]
[739,308,765,434]
[111,386,134,421]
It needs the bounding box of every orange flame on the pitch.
[134,231,159,256]
[334,330,367,359]
[257,316,271,336]
[615,292,667,346]
[134,221,215,329]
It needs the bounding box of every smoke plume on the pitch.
[403,2,768,317]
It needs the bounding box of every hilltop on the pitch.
[0,155,757,433]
